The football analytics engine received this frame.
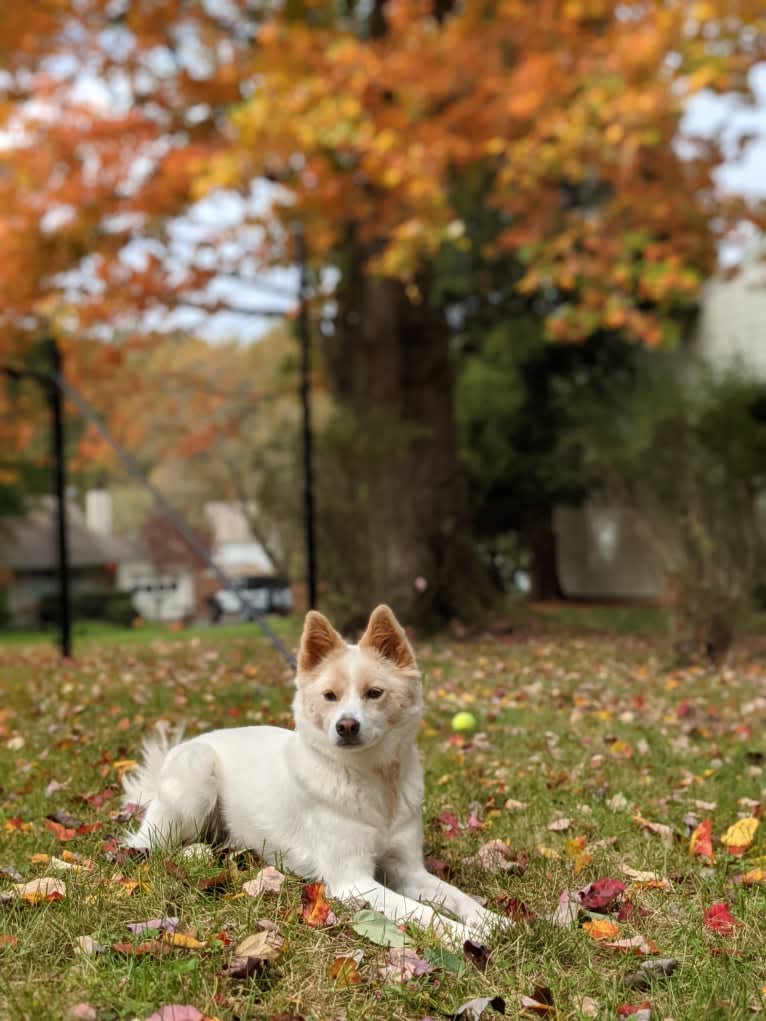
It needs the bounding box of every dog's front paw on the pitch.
[466,907,513,944]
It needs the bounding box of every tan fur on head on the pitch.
[360,604,417,674]
[298,610,344,674]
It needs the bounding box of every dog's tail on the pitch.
[122,721,184,807]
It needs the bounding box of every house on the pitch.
[555,253,766,600]
[0,495,128,626]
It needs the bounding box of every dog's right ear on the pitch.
[297,610,344,675]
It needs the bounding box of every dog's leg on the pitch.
[326,874,473,946]
[126,742,219,850]
[394,869,501,933]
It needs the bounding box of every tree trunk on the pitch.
[321,264,493,630]
[524,507,563,601]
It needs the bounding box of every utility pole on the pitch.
[45,338,72,659]
[295,227,318,609]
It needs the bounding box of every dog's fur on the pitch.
[123,605,503,944]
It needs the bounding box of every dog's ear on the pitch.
[359,604,417,672]
[298,610,344,674]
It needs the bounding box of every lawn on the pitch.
[1,617,765,1021]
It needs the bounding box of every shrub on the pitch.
[38,589,135,629]
[568,357,766,663]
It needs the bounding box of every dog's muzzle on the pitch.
[335,716,362,746]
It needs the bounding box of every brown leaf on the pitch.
[328,950,364,986]
[11,877,66,903]
[242,866,285,896]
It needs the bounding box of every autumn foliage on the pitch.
[1,1,765,471]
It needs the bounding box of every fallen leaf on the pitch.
[161,931,206,949]
[454,995,506,1020]
[576,996,599,1017]
[548,889,580,927]
[689,819,714,862]
[126,917,179,935]
[620,866,672,891]
[141,1007,204,1021]
[497,896,536,922]
[439,811,461,838]
[67,1005,99,1021]
[547,817,571,832]
[604,935,658,955]
[583,919,621,941]
[463,939,490,971]
[377,946,432,983]
[228,928,284,978]
[633,814,674,849]
[12,877,66,903]
[195,868,231,893]
[242,866,285,896]
[504,799,528,811]
[48,809,84,829]
[424,945,467,975]
[520,985,555,1016]
[112,939,168,955]
[703,902,740,937]
[300,882,338,927]
[721,817,759,856]
[734,868,766,885]
[352,908,408,947]
[477,839,513,872]
[329,950,364,987]
[617,1002,651,1018]
[578,878,626,912]
[74,935,107,955]
[0,935,19,947]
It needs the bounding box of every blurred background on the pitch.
[1,0,765,664]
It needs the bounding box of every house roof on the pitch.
[0,498,133,571]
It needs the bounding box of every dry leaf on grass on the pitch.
[453,995,506,1020]
[582,919,621,941]
[300,881,338,927]
[242,866,285,896]
[603,934,658,955]
[620,866,672,891]
[721,817,758,856]
[328,950,364,987]
[11,877,66,903]
[377,946,432,983]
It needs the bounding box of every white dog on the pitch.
[124,604,503,944]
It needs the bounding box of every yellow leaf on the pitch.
[583,919,620,941]
[721,817,759,856]
[161,931,206,949]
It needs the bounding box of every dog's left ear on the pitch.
[360,605,417,672]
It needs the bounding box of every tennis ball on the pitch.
[451,711,477,733]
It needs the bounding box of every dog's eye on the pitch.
[365,688,384,700]
[323,691,338,701]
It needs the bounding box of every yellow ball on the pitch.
[451,711,477,732]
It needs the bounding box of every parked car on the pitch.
[207,576,293,622]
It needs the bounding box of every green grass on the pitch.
[1,624,765,1021]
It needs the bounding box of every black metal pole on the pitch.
[45,338,72,658]
[296,228,318,609]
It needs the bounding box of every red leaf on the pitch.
[300,882,337,927]
[617,1002,651,1017]
[43,819,77,841]
[689,819,714,862]
[703,902,740,937]
[438,812,460,838]
[578,878,626,912]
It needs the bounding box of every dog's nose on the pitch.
[335,716,360,738]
